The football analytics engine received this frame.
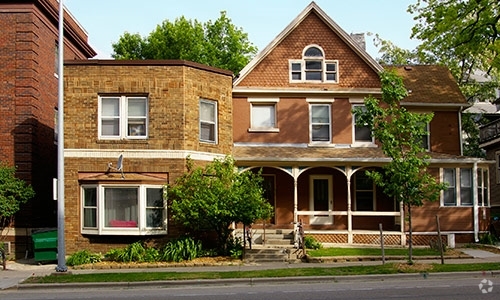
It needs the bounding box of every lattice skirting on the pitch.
[409,234,448,246]
[353,234,401,245]
[309,234,348,244]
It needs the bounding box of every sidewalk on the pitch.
[1,248,500,291]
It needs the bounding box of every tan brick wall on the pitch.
[63,62,233,254]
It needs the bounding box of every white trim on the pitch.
[349,97,366,104]
[233,87,381,96]
[306,98,335,103]
[247,98,280,103]
[64,149,225,161]
[199,98,218,144]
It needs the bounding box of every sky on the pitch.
[63,0,420,60]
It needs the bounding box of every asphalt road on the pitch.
[1,274,498,300]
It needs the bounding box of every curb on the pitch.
[13,270,500,291]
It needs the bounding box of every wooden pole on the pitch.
[379,223,385,265]
[436,215,444,265]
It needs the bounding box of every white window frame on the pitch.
[441,168,485,207]
[248,98,279,132]
[477,168,489,207]
[353,170,376,211]
[419,122,430,151]
[309,103,332,143]
[199,98,218,144]
[98,96,148,140]
[81,184,167,235]
[352,104,374,145]
[289,45,338,83]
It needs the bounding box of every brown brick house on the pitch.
[63,60,233,253]
[232,2,492,247]
[0,0,95,257]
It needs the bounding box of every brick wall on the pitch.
[63,61,233,254]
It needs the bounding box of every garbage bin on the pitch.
[32,229,57,262]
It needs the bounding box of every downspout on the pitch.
[473,162,479,242]
[458,108,464,156]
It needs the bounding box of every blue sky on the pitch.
[64,0,419,59]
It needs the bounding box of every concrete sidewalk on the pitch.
[1,248,500,291]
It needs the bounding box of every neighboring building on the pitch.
[232,2,491,247]
[0,0,95,257]
[63,60,233,254]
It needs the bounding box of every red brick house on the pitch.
[0,0,95,257]
[232,2,491,247]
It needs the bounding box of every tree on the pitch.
[168,156,273,255]
[0,163,35,243]
[354,70,446,263]
[111,11,257,75]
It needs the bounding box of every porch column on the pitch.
[293,167,299,225]
[473,162,479,242]
[346,167,353,244]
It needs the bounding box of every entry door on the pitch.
[309,175,333,225]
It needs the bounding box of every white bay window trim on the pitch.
[98,96,148,140]
[81,184,167,235]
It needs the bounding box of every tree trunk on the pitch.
[408,205,413,264]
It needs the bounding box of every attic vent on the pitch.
[404,66,413,71]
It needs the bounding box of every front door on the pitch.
[309,175,333,225]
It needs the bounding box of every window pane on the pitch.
[460,169,472,205]
[102,98,120,116]
[326,63,336,72]
[356,192,374,211]
[326,73,337,81]
[312,106,329,123]
[304,47,323,57]
[306,71,322,80]
[127,120,146,136]
[312,125,330,141]
[104,188,138,228]
[84,187,97,206]
[128,98,146,116]
[83,187,97,228]
[200,101,215,122]
[305,60,321,70]
[292,73,301,80]
[146,188,163,207]
[444,189,456,206]
[200,123,215,141]
[83,208,97,228]
[102,119,119,136]
[146,188,164,228]
[252,105,275,128]
[443,169,456,206]
[291,63,301,71]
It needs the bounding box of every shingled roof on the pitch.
[389,65,467,105]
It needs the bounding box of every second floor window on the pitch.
[310,104,331,142]
[199,99,217,143]
[290,45,338,83]
[99,96,148,139]
[352,105,373,144]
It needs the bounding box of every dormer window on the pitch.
[289,45,338,83]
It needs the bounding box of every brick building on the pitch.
[0,0,95,257]
[63,60,233,253]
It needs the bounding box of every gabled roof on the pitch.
[390,65,468,106]
[233,1,383,86]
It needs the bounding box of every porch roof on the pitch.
[233,145,490,166]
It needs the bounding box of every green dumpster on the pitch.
[32,229,57,262]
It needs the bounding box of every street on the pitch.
[1,274,498,300]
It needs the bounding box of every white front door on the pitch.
[309,175,333,225]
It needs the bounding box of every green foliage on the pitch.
[107,242,148,263]
[353,70,446,262]
[111,11,257,75]
[0,162,35,232]
[303,236,322,250]
[479,232,498,245]
[168,156,273,255]
[226,236,243,259]
[160,237,203,262]
[66,250,102,266]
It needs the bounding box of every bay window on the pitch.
[81,184,166,235]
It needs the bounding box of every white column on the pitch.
[473,163,479,242]
[347,167,353,244]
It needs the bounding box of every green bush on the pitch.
[304,235,322,250]
[226,236,243,258]
[160,237,203,262]
[66,250,102,266]
[479,232,498,245]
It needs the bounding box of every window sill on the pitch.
[82,229,167,235]
[248,128,279,133]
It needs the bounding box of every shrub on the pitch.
[304,235,322,250]
[160,237,203,262]
[66,250,102,266]
[479,232,498,245]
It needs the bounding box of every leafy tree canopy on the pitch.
[111,11,258,75]
[354,70,446,262]
[168,156,273,254]
[0,163,35,236]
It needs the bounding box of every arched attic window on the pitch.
[289,45,338,83]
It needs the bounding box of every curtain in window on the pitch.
[104,188,138,227]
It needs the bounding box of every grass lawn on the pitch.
[307,247,449,257]
[23,262,500,284]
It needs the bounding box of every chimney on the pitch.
[350,33,366,50]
